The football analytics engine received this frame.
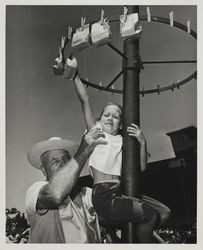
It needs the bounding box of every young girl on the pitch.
[68,57,170,242]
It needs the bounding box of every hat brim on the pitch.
[28,139,79,169]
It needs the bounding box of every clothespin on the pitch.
[147,7,151,22]
[171,81,175,92]
[141,86,145,97]
[169,11,174,27]
[177,80,180,89]
[123,6,128,22]
[81,17,86,30]
[99,81,102,91]
[58,36,65,61]
[111,84,114,95]
[187,20,191,34]
[157,84,160,94]
[67,26,73,40]
[84,77,89,88]
[100,9,105,24]
[135,51,144,70]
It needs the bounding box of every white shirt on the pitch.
[89,123,122,176]
[25,160,101,243]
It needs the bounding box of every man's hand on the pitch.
[84,126,108,151]
[74,126,107,163]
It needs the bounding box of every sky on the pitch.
[5,5,197,213]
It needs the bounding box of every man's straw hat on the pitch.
[27,137,78,169]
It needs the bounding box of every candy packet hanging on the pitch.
[120,10,142,40]
[71,17,90,51]
[91,11,112,47]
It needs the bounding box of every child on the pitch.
[67,57,170,242]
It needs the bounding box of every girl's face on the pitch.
[99,104,122,135]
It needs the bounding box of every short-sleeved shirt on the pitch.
[25,162,101,243]
[88,123,122,176]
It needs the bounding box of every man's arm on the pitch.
[127,123,148,172]
[73,72,96,131]
[37,127,107,209]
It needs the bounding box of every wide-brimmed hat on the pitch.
[27,137,79,169]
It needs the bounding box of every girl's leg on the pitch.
[102,195,159,243]
[135,211,159,243]
[92,183,158,224]
[92,183,160,243]
[142,195,171,225]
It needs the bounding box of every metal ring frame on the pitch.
[77,14,197,95]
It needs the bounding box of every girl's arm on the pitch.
[73,72,96,131]
[139,139,148,172]
[127,123,148,172]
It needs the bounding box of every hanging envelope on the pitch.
[91,19,112,47]
[53,36,66,75]
[120,13,142,39]
[71,24,90,51]
[63,57,77,80]
[52,57,64,75]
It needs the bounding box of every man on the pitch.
[25,127,107,243]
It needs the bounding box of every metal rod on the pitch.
[105,68,126,89]
[140,71,197,94]
[107,43,128,59]
[139,15,197,39]
[143,60,197,64]
[121,5,141,243]
[81,71,196,95]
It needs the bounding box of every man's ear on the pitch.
[41,166,47,178]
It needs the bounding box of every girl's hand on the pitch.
[127,123,146,145]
